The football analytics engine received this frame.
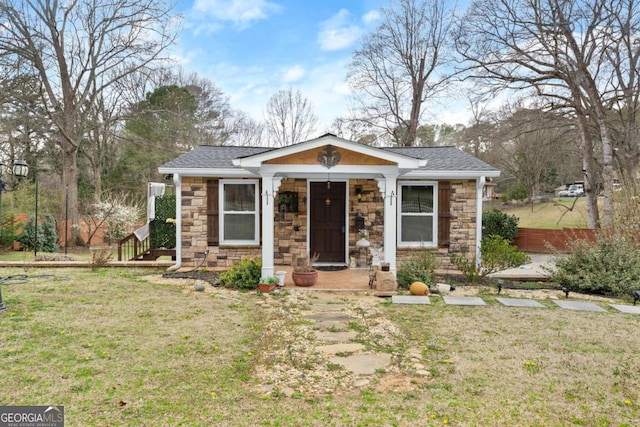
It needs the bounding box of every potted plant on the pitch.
[356,228,370,248]
[291,253,319,287]
[257,276,278,293]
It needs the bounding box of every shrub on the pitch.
[482,209,519,243]
[85,197,142,245]
[479,235,530,274]
[450,253,483,284]
[0,213,23,248]
[218,258,262,290]
[504,182,528,201]
[17,213,60,252]
[450,236,529,283]
[549,232,640,297]
[396,250,437,289]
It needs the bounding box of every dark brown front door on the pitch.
[310,181,346,263]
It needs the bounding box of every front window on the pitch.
[398,182,437,246]
[220,180,259,244]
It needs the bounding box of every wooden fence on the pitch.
[514,227,597,253]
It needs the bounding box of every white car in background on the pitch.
[558,184,584,197]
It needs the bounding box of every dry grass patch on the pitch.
[2,271,639,426]
[385,298,640,425]
[0,268,264,425]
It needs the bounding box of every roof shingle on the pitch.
[159,144,498,173]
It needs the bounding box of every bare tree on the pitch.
[228,111,266,146]
[0,0,178,242]
[264,88,318,146]
[348,0,455,146]
[496,106,574,206]
[331,116,381,146]
[602,1,640,182]
[455,0,638,228]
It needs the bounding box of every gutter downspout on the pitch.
[167,173,182,271]
[475,176,486,270]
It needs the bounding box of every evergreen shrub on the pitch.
[17,213,59,252]
[219,258,262,290]
[549,232,640,297]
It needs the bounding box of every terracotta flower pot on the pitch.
[258,283,277,293]
[292,270,318,287]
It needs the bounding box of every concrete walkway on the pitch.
[487,254,556,281]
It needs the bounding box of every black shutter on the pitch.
[438,181,451,247]
[207,179,219,245]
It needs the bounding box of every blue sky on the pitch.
[172,0,468,132]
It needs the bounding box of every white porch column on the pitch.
[475,177,486,269]
[168,174,182,271]
[261,174,282,277]
[377,174,398,273]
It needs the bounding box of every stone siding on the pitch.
[449,180,478,259]
[181,177,260,269]
[179,177,478,270]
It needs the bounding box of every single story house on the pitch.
[158,133,500,277]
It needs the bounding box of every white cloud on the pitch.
[192,0,283,30]
[362,10,381,25]
[317,9,362,51]
[282,65,306,83]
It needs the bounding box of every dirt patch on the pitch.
[161,270,221,285]
[373,373,429,392]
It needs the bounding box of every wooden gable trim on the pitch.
[263,145,396,166]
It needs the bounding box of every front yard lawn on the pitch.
[1,268,639,426]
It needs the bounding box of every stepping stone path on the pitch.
[552,300,607,312]
[303,298,397,377]
[391,295,431,304]
[443,296,486,306]
[496,297,546,308]
[254,291,432,398]
[255,289,640,398]
[609,304,640,314]
[391,293,640,314]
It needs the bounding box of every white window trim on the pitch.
[219,179,260,245]
[397,181,438,247]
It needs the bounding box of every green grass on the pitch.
[503,197,595,229]
[1,268,640,426]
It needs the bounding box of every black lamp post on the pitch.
[0,159,29,311]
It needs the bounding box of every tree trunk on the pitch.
[62,146,80,244]
[591,104,615,227]
[576,113,599,229]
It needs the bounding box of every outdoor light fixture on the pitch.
[355,186,362,201]
[0,159,29,311]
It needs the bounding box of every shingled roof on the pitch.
[160,146,273,169]
[383,146,498,172]
[160,144,498,173]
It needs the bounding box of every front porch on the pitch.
[276,266,372,291]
